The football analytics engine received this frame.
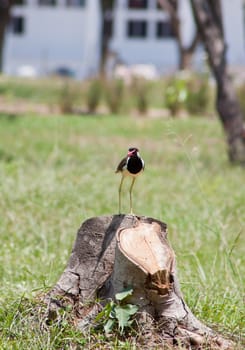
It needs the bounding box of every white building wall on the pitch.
[222,0,245,65]
[3,0,245,78]
[178,0,195,48]
[83,0,101,78]
[110,0,179,73]
[111,0,245,72]
[3,0,101,79]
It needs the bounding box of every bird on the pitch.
[115,147,144,214]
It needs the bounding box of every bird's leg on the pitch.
[118,175,125,214]
[129,177,136,215]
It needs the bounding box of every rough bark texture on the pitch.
[190,0,245,164]
[0,0,12,72]
[100,0,114,76]
[45,215,234,349]
[158,0,199,70]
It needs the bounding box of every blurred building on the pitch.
[110,0,245,74]
[3,0,245,79]
[3,0,101,78]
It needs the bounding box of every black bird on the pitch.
[115,147,144,214]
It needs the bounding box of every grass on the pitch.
[0,112,244,349]
[0,76,166,111]
[0,76,64,104]
[0,75,214,117]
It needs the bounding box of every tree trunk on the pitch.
[179,32,199,70]
[99,0,114,77]
[45,214,234,349]
[190,0,245,164]
[158,0,199,71]
[0,0,12,72]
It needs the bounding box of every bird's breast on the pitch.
[127,157,144,175]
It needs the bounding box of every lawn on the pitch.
[0,112,244,349]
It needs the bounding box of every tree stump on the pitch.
[44,215,234,349]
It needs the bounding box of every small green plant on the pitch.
[164,73,214,116]
[104,79,124,114]
[86,79,102,113]
[236,83,245,121]
[131,78,150,115]
[186,74,213,115]
[58,79,78,114]
[95,287,138,335]
[164,76,188,115]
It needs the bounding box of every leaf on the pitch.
[115,287,133,301]
[95,300,114,322]
[109,306,116,319]
[94,309,104,323]
[114,304,138,334]
[103,301,114,318]
[104,318,115,334]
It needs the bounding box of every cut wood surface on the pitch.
[117,222,174,275]
[45,215,234,349]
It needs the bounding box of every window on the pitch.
[13,0,25,5]
[127,20,147,38]
[66,0,85,6]
[128,0,148,9]
[157,2,162,10]
[103,18,114,39]
[156,21,175,38]
[11,16,25,35]
[38,0,56,5]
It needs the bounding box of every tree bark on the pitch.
[0,0,12,72]
[190,0,245,164]
[100,0,114,77]
[45,214,234,349]
[158,0,199,70]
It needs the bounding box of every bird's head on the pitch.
[128,147,139,157]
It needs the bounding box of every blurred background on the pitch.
[1,0,245,79]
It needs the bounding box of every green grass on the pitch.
[0,75,165,108]
[0,76,63,104]
[0,113,244,349]
[0,75,215,116]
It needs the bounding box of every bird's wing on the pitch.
[115,156,127,173]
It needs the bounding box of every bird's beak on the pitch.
[127,151,134,157]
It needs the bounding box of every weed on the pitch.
[95,287,138,335]
[186,74,213,115]
[164,76,188,115]
[236,83,245,121]
[58,80,77,114]
[131,78,150,115]
[164,73,215,116]
[104,79,124,113]
[86,79,102,113]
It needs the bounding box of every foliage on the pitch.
[236,83,245,121]
[86,78,103,113]
[164,75,188,115]
[130,78,150,115]
[104,79,124,113]
[58,80,77,114]
[0,76,60,104]
[96,287,138,335]
[0,75,216,117]
[164,73,214,116]
[186,73,213,114]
